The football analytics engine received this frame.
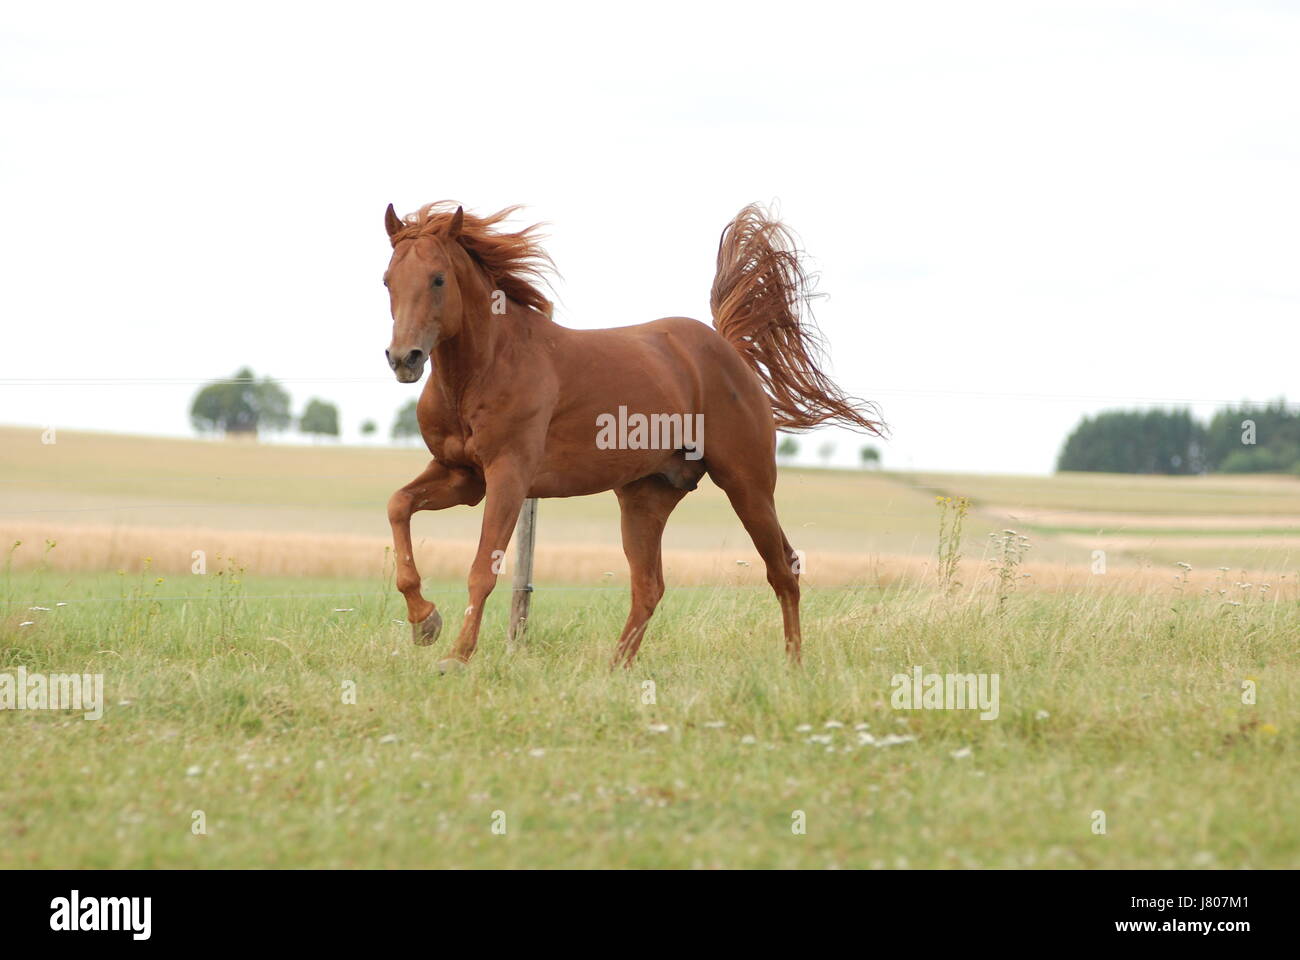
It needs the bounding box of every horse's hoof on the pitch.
[411,609,443,646]
[436,658,466,675]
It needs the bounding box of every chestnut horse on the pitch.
[381,201,882,671]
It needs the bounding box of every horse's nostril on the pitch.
[385,349,394,368]
[405,349,424,367]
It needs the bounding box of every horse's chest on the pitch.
[434,432,478,467]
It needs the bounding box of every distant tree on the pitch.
[299,398,340,439]
[360,420,377,437]
[190,368,291,438]
[860,445,881,469]
[777,435,799,463]
[1056,408,1206,474]
[1203,400,1300,474]
[391,399,421,441]
[818,441,836,466]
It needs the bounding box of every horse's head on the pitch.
[382,203,467,383]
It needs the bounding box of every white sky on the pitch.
[2,0,1296,474]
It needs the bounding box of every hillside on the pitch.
[2,426,1297,584]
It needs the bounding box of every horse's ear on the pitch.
[384,203,403,239]
[447,206,464,241]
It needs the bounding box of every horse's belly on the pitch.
[529,447,696,498]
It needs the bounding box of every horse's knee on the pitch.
[467,568,499,600]
[387,489,412,525]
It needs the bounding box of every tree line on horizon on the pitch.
[190,368,394,441]
[777,435,881,469]
[1056,401,1300,475]
[192,371,1294,475]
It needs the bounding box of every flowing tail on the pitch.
[710,204,885,436]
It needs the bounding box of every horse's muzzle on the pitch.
[387,348,427,383]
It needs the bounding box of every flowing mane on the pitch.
[389,202,555,315]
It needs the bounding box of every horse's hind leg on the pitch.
[610,476,687,669]
[387,460,484,645]
[710,468,802,663]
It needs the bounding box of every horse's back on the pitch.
[565,314,775,432]
[593,315,760,382]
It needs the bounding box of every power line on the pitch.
[0,376,1294,408]
[0,502,384,515]
[0,377,392,385]
[865,388,1299,407]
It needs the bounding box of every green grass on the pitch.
[2,570,1295,868]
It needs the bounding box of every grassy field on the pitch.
[1,569,1294,868]
[1,427,1298,868]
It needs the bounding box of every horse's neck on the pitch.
[432,297,544,403]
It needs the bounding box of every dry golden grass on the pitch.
[992,507,1300,530]
[4,426,1298,589]
[6,519,1295,601]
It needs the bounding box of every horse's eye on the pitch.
[432,274,445,287]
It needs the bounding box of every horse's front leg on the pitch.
[388,459,485,645]
[439,461,532,671]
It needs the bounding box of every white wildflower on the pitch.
[873,734,917,748]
